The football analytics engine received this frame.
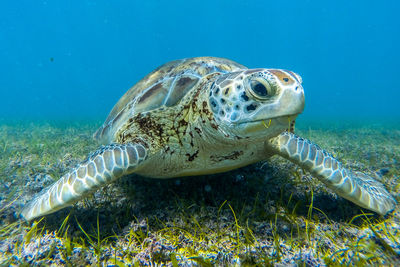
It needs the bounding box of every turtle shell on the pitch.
[94,57,246,143]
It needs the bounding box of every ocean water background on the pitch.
[1,0,399,123]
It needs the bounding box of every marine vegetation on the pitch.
[0,120,399,265]
[0,56,399,266]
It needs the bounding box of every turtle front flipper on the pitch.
[267,132,396,215]
[21,143,147,221]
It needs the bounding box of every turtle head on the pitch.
[208,68,305,139]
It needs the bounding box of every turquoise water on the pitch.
[1,2,400,264]
[0,0,399,122]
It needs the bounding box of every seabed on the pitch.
[0,119,399,266]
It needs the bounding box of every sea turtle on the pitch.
[21,57,396,221]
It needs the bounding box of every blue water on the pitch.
[1,0,399,122]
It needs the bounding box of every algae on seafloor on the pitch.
[0,119,399,266]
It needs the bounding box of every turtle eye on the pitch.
[247,79,275,100]
[251,81,268,96]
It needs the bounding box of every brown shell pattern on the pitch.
[94,57,247,143]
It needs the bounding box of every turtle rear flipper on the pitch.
[268,132,396,215]
[21,143,147,221]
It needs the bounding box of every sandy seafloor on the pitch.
[0,119,399,266]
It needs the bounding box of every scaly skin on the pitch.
[267,132,396,215]
[20,57,397,221]
[21,143,147,221]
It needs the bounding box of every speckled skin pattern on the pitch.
[21,57,396,221]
